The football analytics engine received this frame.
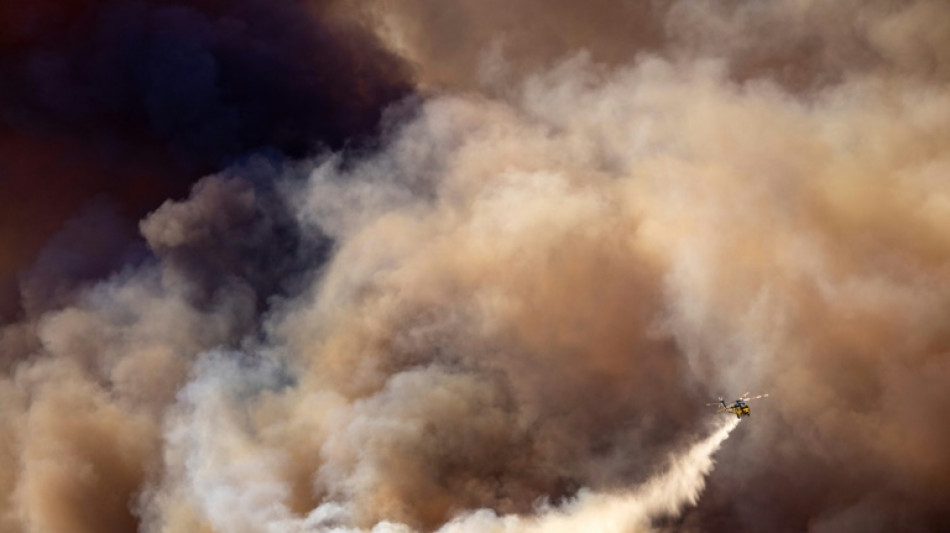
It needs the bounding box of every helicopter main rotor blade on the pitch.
[741,393,769,401]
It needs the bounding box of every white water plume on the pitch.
[435,417,741,533]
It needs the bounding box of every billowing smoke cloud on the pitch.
[2,1,950,532]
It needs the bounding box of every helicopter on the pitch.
[707,392,769,418]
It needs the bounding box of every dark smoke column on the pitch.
[0,0,412,320]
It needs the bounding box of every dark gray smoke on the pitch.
[0,0,411,321]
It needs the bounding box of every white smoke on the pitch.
[154,355,738,533]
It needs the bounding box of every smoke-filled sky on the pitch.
[1,1,949,532]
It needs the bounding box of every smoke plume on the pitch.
[2,1,950,532]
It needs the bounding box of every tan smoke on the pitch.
[1,1,949,532]
[0,182,266,532]
[143,45,950,530]
[357,0,671,91]
[363,0,950,91]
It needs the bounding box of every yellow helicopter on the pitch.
[707,392,769,418]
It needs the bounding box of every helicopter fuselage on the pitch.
[721,400,751,418]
